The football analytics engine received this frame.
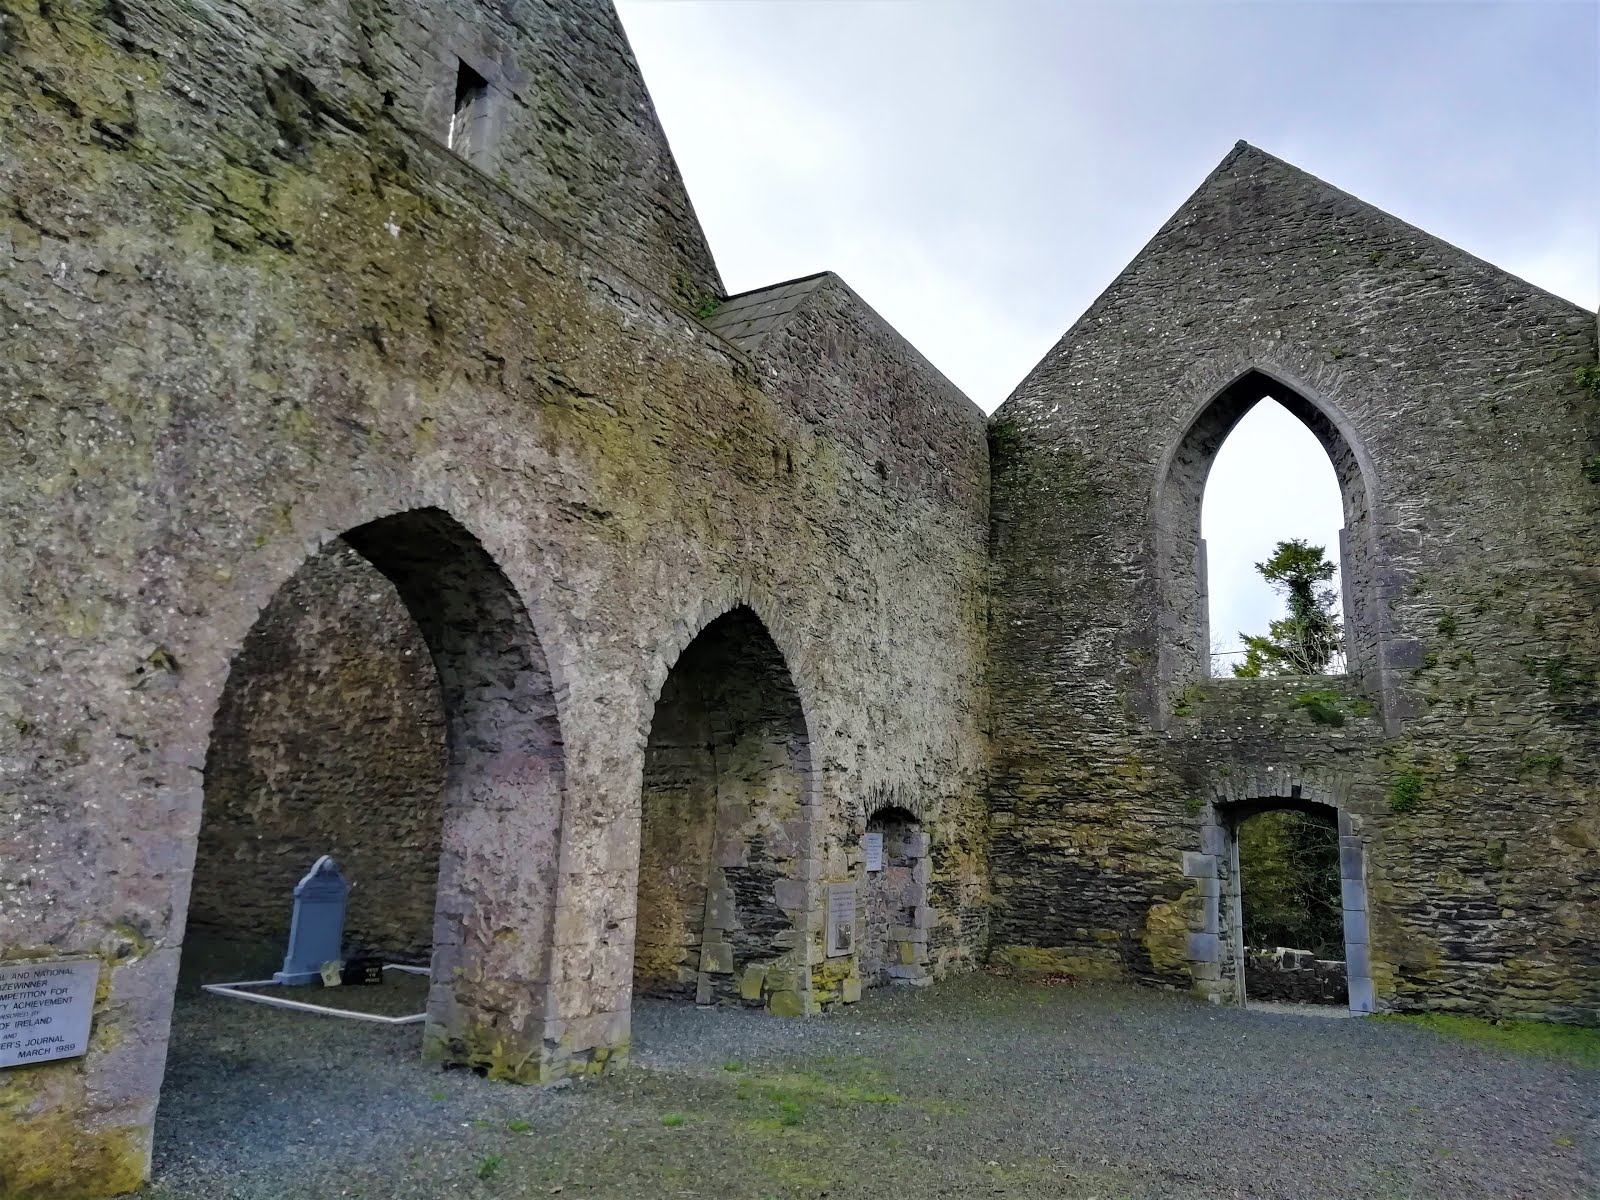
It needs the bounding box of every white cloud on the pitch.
[618,0,1594,656]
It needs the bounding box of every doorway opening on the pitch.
[1210,795,1372,1015]
[1234,808,1346,1008]
[861,807,931,988]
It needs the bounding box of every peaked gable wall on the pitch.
[988,142,1599,1020]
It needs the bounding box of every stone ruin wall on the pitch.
[988,143,1600,1024]
[1,0,1595,1194]
[0,0,990,1192]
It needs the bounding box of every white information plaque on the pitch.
[825,883,856,958]
[0,959,99,1069]
[863,831,884,872]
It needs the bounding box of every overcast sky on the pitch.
[617,0,1598,664]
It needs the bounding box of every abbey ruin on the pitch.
[1,0,1596,1195]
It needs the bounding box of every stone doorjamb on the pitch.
[1182,766,1374,1014]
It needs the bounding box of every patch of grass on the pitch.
[505,1118,531,1133]
[1379,1013,1600,1069]
[1436,611,1458,637]
[1293,689,1347,726]
[475,1153,503,1181]
[1521,653,1591,698]
[1576,363,1600,395]
[1182,794,1205,815]
[659,1111,687,1127]
[427,1089,447,1101]
[1519,752,1563,778]
[721,1060,744,1072]
[1171,684,1205,719]
[1388,769,1425,814]
[1582,456,1600,485]
[729,1062,903,1132]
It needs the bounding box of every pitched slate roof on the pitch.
[700,272,832,352]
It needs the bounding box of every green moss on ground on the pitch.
[1379,1013,1600,1068]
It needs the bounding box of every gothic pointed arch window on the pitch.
[1154,369,1385,720]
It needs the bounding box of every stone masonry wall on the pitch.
[190,539,446,963]
[747,275,993,981]
[988,142,1600,1024]
[0,2,990,1194]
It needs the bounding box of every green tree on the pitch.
[1238,809,1343,957]
[1232,539,1342,677]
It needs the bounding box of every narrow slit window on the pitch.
[449,60,490,160]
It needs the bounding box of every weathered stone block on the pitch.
[1338,838,1364,880]
[768,990,807,1017]
[1186,932,1220,963]
[738,965,767,1001]
[1348,977,1376,1014]
[1342,908,1369,946]
[1340,878,1368,913]
[773,879,808,913]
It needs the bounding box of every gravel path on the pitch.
[148,966,1595,1199]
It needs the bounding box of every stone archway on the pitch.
[180,507,566,1083]
[633,605,817,1014]
[1183,769,1373,1014]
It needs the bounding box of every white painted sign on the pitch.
[0,959,99,1068]
[863,832,884,872]
[825,883,856,958]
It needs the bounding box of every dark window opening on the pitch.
[449,60,490,160]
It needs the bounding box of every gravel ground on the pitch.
[147,959,1595,1200]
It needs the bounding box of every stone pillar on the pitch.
[1183,830,1228,1003]
[1339,811,1374,1014]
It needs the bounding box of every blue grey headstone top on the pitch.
[273,855,349,985]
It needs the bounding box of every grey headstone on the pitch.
[274,856,350,985]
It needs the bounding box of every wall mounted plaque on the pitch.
[0,959,99,1069]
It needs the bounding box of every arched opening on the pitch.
[633,606,814,1013]
[185,538,447,983]
[162,507,564,1164]
[1206,794,1373,1015]
[1155,369,1382,717]
[861,807,930,988]
[1201,399,1346,677]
